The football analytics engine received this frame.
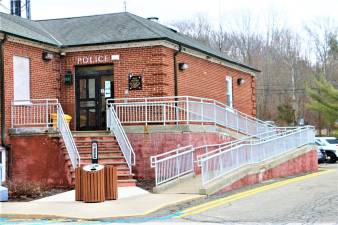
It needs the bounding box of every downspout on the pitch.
[0,35,11,179]
[173,45,182,124]
[173,44,182,97]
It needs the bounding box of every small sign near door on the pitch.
[104,81,112,97]
[128,75,142,90]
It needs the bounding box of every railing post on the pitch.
[213,100,216,126]
[155,161,158,186]
[163,104,166,125]
[46,99,49,127]
[176,149,180,178]
[186,97,189,124]
[201,99,204,125]
[145,99,148,126]
[11,103,14,128]
[225,107,228,127]
[236,114,239,133]
[250,141,253,163]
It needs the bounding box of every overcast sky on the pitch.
[0,0,337,29]
[0,0,338,36]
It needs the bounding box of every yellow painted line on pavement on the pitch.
[178,169,335,218]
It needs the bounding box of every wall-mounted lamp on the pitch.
[237,78,245,86]
[178,62,189,71]
[42,52,54,61]
[64,70,73,85]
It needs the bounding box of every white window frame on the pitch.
[13,56,31,105]
[226,76,233,108]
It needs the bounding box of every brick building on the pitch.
[0,12,261,187]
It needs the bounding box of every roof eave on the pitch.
[62,37,260,73]
[0,31,61,48]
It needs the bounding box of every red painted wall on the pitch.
[9,135,71,187]
[218,149,318,193]
[128,132,233,179]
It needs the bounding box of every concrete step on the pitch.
[61,145,120,151]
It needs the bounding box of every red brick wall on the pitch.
[60,46,173,129]
[128,132,233,179]
[2,41,257,133]
[9,135,71,187]
[2,41,61,140]
[175,52,256,116]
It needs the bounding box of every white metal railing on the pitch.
[106,104,135,172]
[0,163,2,184]
[107,96,275,136]
[11,99,80,169]
[0,148,5,183]
[150,145,194,186]
[11,99,59,128]
[194,127,296,162]
[198,126,315,186]
[57,104,80,168]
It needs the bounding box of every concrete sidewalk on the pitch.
[0,189,201,219]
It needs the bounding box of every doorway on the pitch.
[75,65,114,130]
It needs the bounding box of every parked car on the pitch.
[315,137,338,163]
[314,143,327,163]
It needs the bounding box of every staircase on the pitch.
[61,131,136,187]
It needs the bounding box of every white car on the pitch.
[315,137,338,163]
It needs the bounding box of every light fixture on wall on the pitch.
[42,52,54,61]
[178,62,189,71]
[237,78,245,86]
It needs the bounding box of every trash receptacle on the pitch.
[82,164,105,203]
[105,165,118,200]
[51,113,72,128]
[75,166,83,201]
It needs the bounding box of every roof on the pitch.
[0,12,260,72]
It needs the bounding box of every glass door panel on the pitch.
[76,77,100,130]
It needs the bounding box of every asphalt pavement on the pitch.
[0,164,337,224]
[175,164,338,224]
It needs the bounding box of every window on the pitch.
[226,76,233,108]
[326,139,338,144]
[13,56,30,103]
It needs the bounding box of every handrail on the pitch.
[57,104,80,168]
[106,103,135,172]
[198,126,315,186]
[150,145,194,186]
[0,163,2,184]
[11,99,59,128]
[109,96,271,126]
[107,96,275,136]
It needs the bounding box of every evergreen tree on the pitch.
[306,74,338,135]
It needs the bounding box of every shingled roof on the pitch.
[0,12,259,72]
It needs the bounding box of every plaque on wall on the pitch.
[128,75,142,90]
